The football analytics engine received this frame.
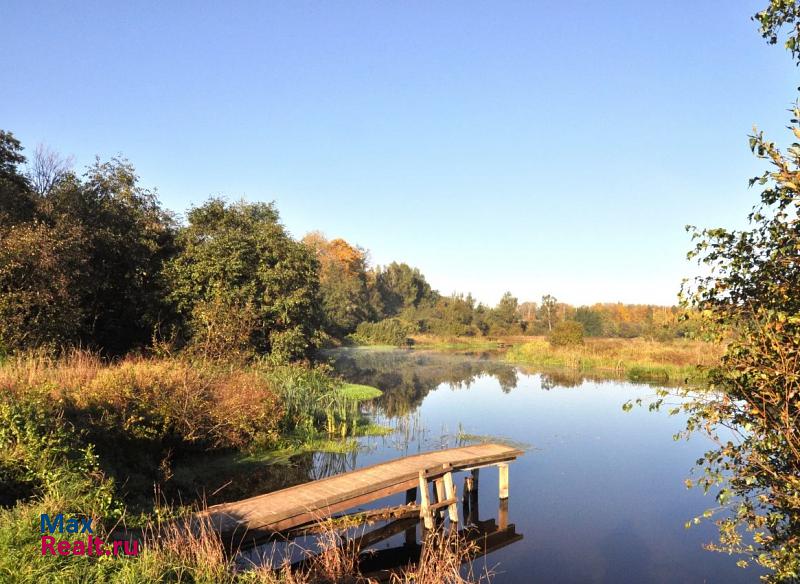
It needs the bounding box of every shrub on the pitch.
[547,321,585,347]
[350,318,414,346]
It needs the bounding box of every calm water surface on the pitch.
[181,348,761,583]
[323,348,759,584]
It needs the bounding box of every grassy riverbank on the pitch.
[0,351,425,583]
[505,337,722,383]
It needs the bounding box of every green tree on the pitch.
[0,130,36,225]
[167,199,321,361]
[485,292,522,336]
[755,0,800,62]
[678,111,800,580]
[0,140,175,354]
[69,159,176,353]
[0,222,86,352]
[574,307,603,336]
[372,262,434,318]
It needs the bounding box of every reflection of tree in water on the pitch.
[310,449,358,480]
[538,369,586,390]
[323,348,519,417]
[526,366,678,391]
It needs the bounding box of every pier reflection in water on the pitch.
[241,459,523,581]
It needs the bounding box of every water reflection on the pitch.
[322,348,521,416]
[175,348,760,582]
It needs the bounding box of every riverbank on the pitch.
[0,351,437,583]
[505,337,722,383]
[408,334,509,350]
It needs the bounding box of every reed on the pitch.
[505,337,723,383]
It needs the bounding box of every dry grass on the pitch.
[0,350,284,448]
[0,348,104,394]
[506,337,723,382]
[393,529,491,584]
[132,515,488,584]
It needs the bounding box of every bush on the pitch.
[349,318,414,346]
[547,321,585,347]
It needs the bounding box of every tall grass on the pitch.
[505,337,722,383]
[0,351,445,583]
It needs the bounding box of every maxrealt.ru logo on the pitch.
[40,514,139,557]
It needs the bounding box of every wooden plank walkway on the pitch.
[195,443,523,545]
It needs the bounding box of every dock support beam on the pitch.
[463,468,480,524]
[418,471,433,530]
[498,463,509,500]
[434,478,446,523]
[442,470,459,525]
[499,498,509,530]
[405,488,417,544]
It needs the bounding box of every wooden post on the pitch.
[470,468,480,522]
[442,471,459,524]
[434,478,446,522]
[498,498,509,530]
[418,471,433,530]
[405,487,417,545]
[498,463,509,500]
[463,475,474,503]
[462,476,472,524]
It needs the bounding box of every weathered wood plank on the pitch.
[194,443,522,543]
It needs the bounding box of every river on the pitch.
[177,347,760,583]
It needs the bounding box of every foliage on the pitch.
[0,222,86,352]
[676,107,800,581]
[0,389,118,512]
[547,321,585,347]
[350,317,415,346]
[574,306,603,336]
[0,131,36,225]
[755,0,800,63]
[0,143,176,355]
[303,232,373,337]
[483,292,523,336]
[539,294,558,332]
[166,199,322,361]
[372,261,434,318]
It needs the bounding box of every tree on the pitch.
[485,292,523,336]
[27,144,73,197]
[678,110,800,580]
[0,222,86,352]
[574,307,603,336]
[754,1,800,63]
[55,158,177,353]
[0,144,176,354]
[0,130,36,225]
[539,294,557,332]
[303,232,372,337]
[372,262,434,318]
[167,199,321,361]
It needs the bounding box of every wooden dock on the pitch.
[195,443,523,546]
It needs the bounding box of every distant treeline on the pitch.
[0,130,692,358]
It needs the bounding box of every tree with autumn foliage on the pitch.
[303,232,373,337]
[668,3,800,578]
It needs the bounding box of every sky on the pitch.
[2,0,797,306]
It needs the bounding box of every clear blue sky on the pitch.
[2,1,796,306]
